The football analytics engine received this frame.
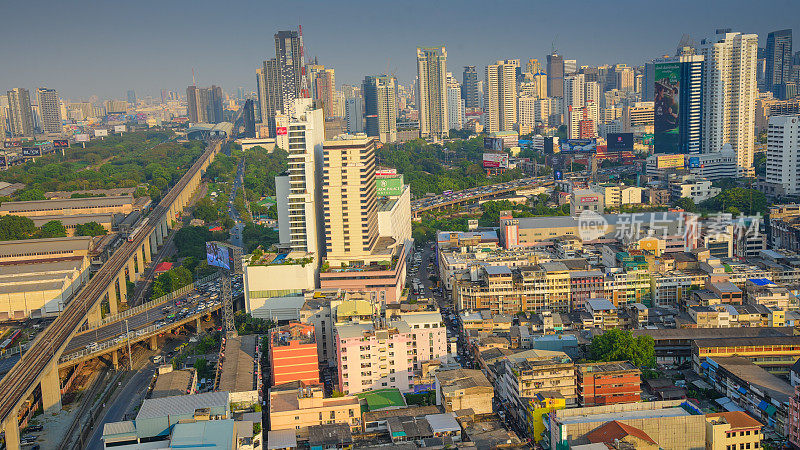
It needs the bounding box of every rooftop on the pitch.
[576,361,639,374]
[586,420,656,445]
[169,419,236,449]
[308,423,353,447]
[706,411,763,430]
[707,356,793,403]
[435,368,493,395]
[555,401,697,426]
[218,335,258,393]
[356,388,406,412]
[151,368,194,398]
[136,391,229,421]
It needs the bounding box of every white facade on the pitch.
[484,61,518,133]
[700,31,759,176]
[377,185,412,247]
[669,176,721,203]
[765,115,800,195]
[243,258,317,321]
[688,147,738,181]
[446,73,464,131]
[563,74,585,117]
[36,88,62,134]
[416,47,449,139]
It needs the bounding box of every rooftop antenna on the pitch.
[299,24,310,98]
[192,68,196,86]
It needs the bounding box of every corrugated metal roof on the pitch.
[136,391,229,421]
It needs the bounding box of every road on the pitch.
[229,156,245,249]
[411,176,553,214]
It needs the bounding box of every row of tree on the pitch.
[0,215,106,241]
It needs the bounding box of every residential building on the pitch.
[186,85,223,124]
[36,88,62,134]
[344,97,364,133]
[705,411,763,450]
[446,72,463,131]
[790,384,800,447]
[268,381,361,440]
[570,189,604,216]
[314,68,336,120]
[321,135,378,264]
[274,30,303,116]
[6,88,33,137]
[623,101,654,134]
[547,53,565,98]
[462,66,480,109]
[484,60,517,133]
[700,30,759,176]
[269,322,320,386]
[363,75,397,143]
[528,393,566,443]
[765,29,793,99]
[256,59,281,134]
[576,361,641,407]
[416,46,448,139]
[764,115,800,196]
[668,175,720,203]
[434,368,494,415]
[693,336,800,375]
[498,351,577,420]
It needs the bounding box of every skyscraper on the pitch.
[484,60,518,133]
[547,53,565,98]
[321,135,378,262]
[652,51,704,154]
[6,88,34,137]
[700,30,758,176]
[416,46,449,140]
[256,59,281,133]
[36,88,62,134]
[446,73,464,131]
[243,99,256,138]
[765,115,800,196]
[363,75,397,143]
[345,97,364,133]
[275,30,303,116]
[765,29,793,99]
[127,90,137,106]
[186,85,223,123]
[462,66,480,109]
[314,68,336,119]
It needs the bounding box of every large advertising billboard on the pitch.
[75,134,90,142]
[376,175,404,197]
[53,139,69,148]
[606,133,634,151]
[114,125,127,133]
[483,137,503,152]
[94,129,109,137]
[654,62,680,154]
[559,139,596,153]
[206,242,232,270]
[21,147,41,157]
[482,152,509,168]
[655,153,685,170]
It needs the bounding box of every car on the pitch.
[24,425,43,433]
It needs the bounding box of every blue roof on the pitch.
[748,278,774,286]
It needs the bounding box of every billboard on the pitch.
[21,147,41,157]
[580,196,599,203]
[276,126,288,135]
[484,137,503,152]
[554,170,563,181]
[687,156,701,169]
[53,139,69,148]
[375,168,397,177]
[655,154,685,169]
[114,125,127,133]
[606,133,633,151]
[206,242,232,270]
[483,152,509,169]
[376,175,404,197]
[94,129,108,137]
[75,134,90,142]
[4,140,21,149]
[654,62,680,153]
[559,139,597,153]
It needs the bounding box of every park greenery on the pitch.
[376,138,527,196]
[0,131,206,203]
[587,329,655,368]
[174,226,228,260]
[242,223,279,253]
[675,187,769,216]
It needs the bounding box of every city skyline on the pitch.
[1,0,798,99]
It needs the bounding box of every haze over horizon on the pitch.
[2,0,798,99]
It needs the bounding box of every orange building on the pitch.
[269,322,320,386]
[576,361,642,407]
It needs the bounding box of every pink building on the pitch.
[790,385,800,448]
[335,312,448,395]
[320,244,408,304]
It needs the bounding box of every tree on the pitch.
[588,329,655,368]
[674,197,697,213]
[174,226,214,260]
[192,197,219,222]
[242,223,278,253]
[0,215,37,241]
[75,221,108,237]
[17,189,46,201]
[38,220,66,238]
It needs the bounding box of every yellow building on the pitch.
[268,382,361,440]
[705,411,763,450]
[527,392,566,442]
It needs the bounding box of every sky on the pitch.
[2,0,798,100]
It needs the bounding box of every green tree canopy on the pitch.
[588,329,655,368]
[0,215,37,240]
[192,197,219,222]
[38,220,67,238]
[75,221,108,237]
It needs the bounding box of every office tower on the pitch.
[526,59,542,75]
[700,31,758,176]
[563,74,585,116]
[186,85,199,122]
[345,98,364,133]
[643,62,655,101]
[321,135,378,261]
[580,66,599,83]
[363,75,397,143]
[243,99,256,138]
[484,60,518,133]
[211,85,223,123]
[314,68,336,119]
[274,98,325,256]
[462,66,480,109]
[547,53,565,97]
[36,88,62,134]
[765,29,793,99]
[615,65,634,92]
[446,73,464,131]
[635,73,643,94]
[564,59,577,75]
[186,85,223,123]
[127,90,137,106]
[653,53,704,154]
[416,46,448,139]
[6,88,34,137]
[765,115,800,195]
[257,59,281,133]
[275,30,303,116]
[585,82,600,109]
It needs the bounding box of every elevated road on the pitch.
[0,139,223,449]
[411,176,554,217]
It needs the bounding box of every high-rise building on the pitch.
[243,99,256,138]
[416,46,449,139]
[344,97,364,133]
[126,90,137,106]
[321,135,378,262]
[700,30,758,176]
[563,74,585,117]
[462,66,480,109]
[484,60,517,133]
[363,75,397,143]
[765,115,800,196]
[653,52,704,154]
[275,98,325,257]
[211,85,223,123]
[547,53,565,98]
[256,59,281,133]
[765,29,793,99]
[36,88,62,134]
[275,30,303,116]
[615,65,635,92]
[6,88,34,137]
[186,85,223,124]
[564,59,577,75]
[186,85,199,122]
[314,68,336,119]
[446,73,464,131]
[526,59,542,75]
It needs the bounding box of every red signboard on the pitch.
[276,127,288,135]
[580,196,599,203]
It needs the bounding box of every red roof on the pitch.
[586,421,657,445]
[208,226,223,232]
[154,262,173,273]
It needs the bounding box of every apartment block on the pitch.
[269,322,320,387]
[576,361,641,407]
[268,381,361,440]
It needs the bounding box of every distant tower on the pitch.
[416,46,448,139]
[6,88,34,137]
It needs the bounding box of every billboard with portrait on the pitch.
[206,242,232,270]
[606,133,633,151]
[654,62,680,153]
[559,139,596,153]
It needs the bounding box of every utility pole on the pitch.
[125,319,133,371]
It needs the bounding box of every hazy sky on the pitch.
[2,0,798,100]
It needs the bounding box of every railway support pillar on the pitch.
[195,317,202,332]
[143,239,152,264]
[149,336,157,351]
[128,257,138,283]
[136,247,145,274]
[156,221,164,246]
[118,273,127,305]
[111,349,119,370]
[2,405,20,450]
[106,284,118,315]
[87,303,102,326]
[40,361,62,413]
[149,232,157,257]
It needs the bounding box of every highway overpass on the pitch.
[0,139,223,450]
